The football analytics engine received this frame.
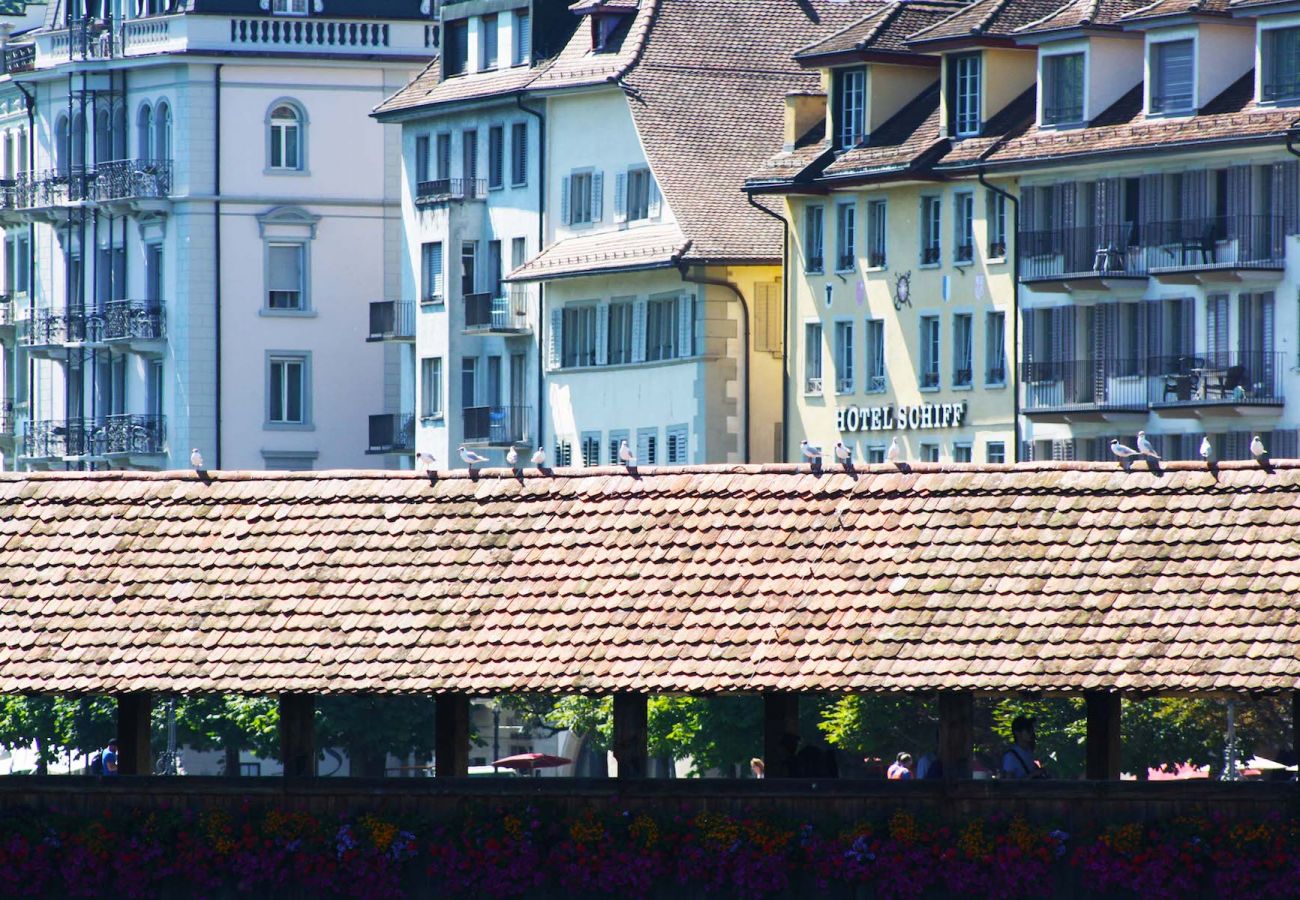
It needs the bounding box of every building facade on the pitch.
[0,0,427,472]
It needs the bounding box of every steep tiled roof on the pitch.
[934,85,1036,167]
[507,223,687,281]
[526,0,656,91]
[966,72,1296,170]
[374,63,539,117]
[1119,0,1232,22]
[907,0,1071,46]
[820,84,945,180]
[1015,0,1149,35]
[796,0,964,62]
[4,462,1300,696]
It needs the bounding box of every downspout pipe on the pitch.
[675,258,750,464]
[213,64,223,468]
[746,191,789,461]
[976,168,1021,463]
[516,94,545,449]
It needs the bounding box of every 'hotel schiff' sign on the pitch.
[836,401,967,434]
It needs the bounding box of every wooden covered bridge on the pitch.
[0,460,1298,818]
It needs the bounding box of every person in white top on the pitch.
[1001,715,1048,779]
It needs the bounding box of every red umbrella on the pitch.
[491,752,572,773]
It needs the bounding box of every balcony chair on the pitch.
[1178,223,1216,266]
[1161,357,1204,402]
[1208,365,1248,399]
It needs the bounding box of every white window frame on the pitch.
[420,357,443,420]
[1041,51,1086,126]
[866,199,887,269]
[265,241,308,312]
[835,201,856,272]
[804,205,824,273]
[953,442,973,463]
[985,310,1007,386]
[1149,38,1195,115]
[267,100,306,173]
[920,196,941,266]
[865,318,885,393]
[833,319,854,394]
[272,0,308,14]
[561,303,598,369]
[920,314,940,390]
[421,241,444,306]
[835,67,866,149]
[804,320,823,394]
[986,189,1007,260]
[266,352,311,429]
[986,441,1006,464]
[953,53,981,137]
[953,191,974,264]
[1262,25,1300,103]
[952,312,973,388]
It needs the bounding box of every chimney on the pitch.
[784,91,826,153]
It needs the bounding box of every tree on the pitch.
[0,695,115,773]
[164,695,280,776]
[315,695,438,777]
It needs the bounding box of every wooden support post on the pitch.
[115,693,152,776]
[763,694,800,778]
[279,694,316,777]
[938,692,973,780]
[434,693,469,777]
[1085,692,1122,780]
[612,693,648,779]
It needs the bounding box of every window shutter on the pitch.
[1094,303,1115,401]
[1095,178,1121,227]
[1020,441,1034,462]
[1021,186,1040,235]
[1226,165,1252,244]
[631,299,647,363]
[1181,169,1207,222]
[613,172,627,223]
[595,301,609,366]
[647,177,661,219]
[590,170,603,222]
[1022,307,1036,368]
[1145,299,1163,361]
[548,307,563,370]
[560,175,570,225]
[1138,173,1163,247]
[1273,161,1299,235]
[1272,429,1299,460]
[1177,298,1194,355]
[1207,293,1229,364]
[677,293,694,359]
[1058,182,1077,228]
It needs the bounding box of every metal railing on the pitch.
[4,43,34,74]
[1147,351,1284,408]
[464,289,529,333]
[367,413,415,454]
[23,415,166,459]
[92,159,173,201]
[103,301,164,342]
[0,400,13,436]
[414,178,487,206]
[1020,221,1144,280]
[367,301,415,341]
[8,169,96,208]
[103,414,166,455]
[463,405,531,446]
[1041,103,1083,126]
[1022,357,1149,414]
[23,309,98,347]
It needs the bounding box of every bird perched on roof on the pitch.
[1136,431,1160,459]
[531,447,546,468]
[1110,439,1140,470]
[887,436,901,464]
[190,448,205,471]
[834,441,852,465]
[800,440,823,462]
[506,446,519,468]
[1251,434,1270,469]
[458,446,489,467]
[1199,436,1213,461]
[618,439,636,466]
[416,451,436,473]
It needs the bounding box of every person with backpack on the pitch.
[100,739,119,776]
[1001,716,1048,780]
[887,752,914,780]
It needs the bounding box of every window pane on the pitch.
[285,362,302,422]
[270,361,283,421]
[1153,40,1194,112]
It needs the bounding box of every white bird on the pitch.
[190,448,204,470]
[1251,434,1268,461]
[505,446,519,467]
[1199,436,1213,461]
[416,451,436,473]
[1110,439,1140,460]
[800,439,823,461]
[458,445,489,466]
[886,436,901,463]
[618,440,637,466]
[1136,430,1160,459]
[833,441,852,463]
[531,447,546,467]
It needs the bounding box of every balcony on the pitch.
[22,308,104,352]
[1020,215,1287,291]
[22,415,166,461]
[1148,352,1285,414]
[1022,358,1149,420]
[463,289,530,335]
[367,413,415,455]
[7,169,96,212]
[3,42,34,74]
[91,159,173,204]
[0,295,14,332]
[414,178,487,207]
[103,300,165,349]
[463,405,530,446]
[0,401,15,441]
[367,301,415,342]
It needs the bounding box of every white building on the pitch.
[0,0,429,472]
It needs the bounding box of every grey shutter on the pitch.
[631,299,647,363]
[1051,439,1077,461]
[1022,307,1036,368]
[1238,292,1254,358]
[1021,186,1040,235]
[647,177,661,219]
[1051,306,1074,362]
[677,293,694,359]
[590,171,603,222]
[1095,178,1121,226]
[1020,441,1034,462]
[1226,165,1253,243]
[1058,181,1077,228]
[1138,173,1164,251]
[1207,294,1229,365]
[1181,169,1207,223]
[548,307,563,369]
[1146,299,1164,363]
[595,301,609,366]
[560,175,570,225]
[1177,297,1194,356]
[1094,303,1116,401]
[1271,429,1298,459]
[613,172,627,223]
[1273,161,1299,235]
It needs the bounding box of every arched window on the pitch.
[268,102,304,171]
[54,115,69,175]
[137,103,152,161]
[95,109,112,164]
[113,103,127,160]
[71,113,86,171]
[154,101,171,161]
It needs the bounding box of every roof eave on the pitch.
[506,259,679,284]
[942,130,1286,173]
[1229,0,1300,14]
[1119,11,1240,30]
[904,34,1025,52]
[796,48,941,68]
[1012,24,1137,46]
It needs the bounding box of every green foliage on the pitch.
[315,695,439,776]
[987,697,1087,778]
[163,695,281,760]
[545,696,613,751]
[0,695,116,771]
[818,695,937,762]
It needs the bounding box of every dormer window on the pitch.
[952,54,981,138]
[1151,39,1194,114]
[444,19,469,77]
[272,0,309,15]
[592,15,624,52]
[834,68,866,150]
[1262,27,1300,103]
[480,13,499,71]
[1042,53,1084,126]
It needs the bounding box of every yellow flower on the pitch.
[630,814,659,848]
[958,822,992,859]
[888,811,919,845]
[360,815,398,853]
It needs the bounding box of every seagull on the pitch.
[505,446,519,467]
[886,436,901,463]
[800,439,823,461]
[1199,436,1213,461]
[1136,431,1160,459]
[531,447,546,467]
[833,441,852,463]
[457,445,489,466]
[416,451,436,473]
[618,440,636,466]
[1251,434,1268,462]
[189,448,204,470]
[1110,439,1140,466]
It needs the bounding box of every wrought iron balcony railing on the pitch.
[464,289,529,333]
[1147,351,1285,408]
[367,413,415,454]
[23,415,166,459]
[367,301,415,341]
[92,159,173,201]
[463,405,531,446]
[414,178,487,206]
[1023,357,1150,414]
[3,43,34,74]
[103,301,165,342]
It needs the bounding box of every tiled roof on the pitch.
[1015,0,1150,35]
[820,83,945,180]
[968,72,1296,170]
[527,0,656,91]
[796,1,964,62]
[507,222,687,281]
[933,85,1036,167]
[1119,0,1231,22]
[621,0,872,260]
[4,462,1300,696]
[907,0,1072,46]
[374,63,540,117]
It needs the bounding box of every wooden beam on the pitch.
[278,693,316,777]
[938,692,973,780]
[434,693,469,777]
[763,694,800,778]
[115,693,152,776]
[1292,691,1299,769]
[612,693,648,779]
[1086,692,1122,780]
